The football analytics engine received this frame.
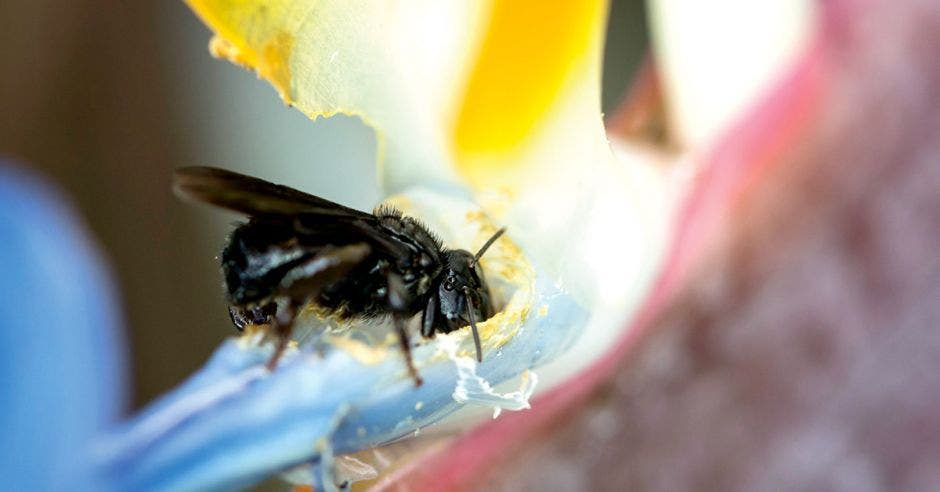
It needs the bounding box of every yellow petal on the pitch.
[184,0,612,193]
[185,0,490,190]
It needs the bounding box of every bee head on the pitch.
[433,228,505,362]
[437,249,492,331]
[439,228,505,326]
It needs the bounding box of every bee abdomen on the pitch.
[221,221,313,305]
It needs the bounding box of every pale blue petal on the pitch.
[98,270,584,491]
[0,162,128,491]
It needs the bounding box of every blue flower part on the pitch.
[97,268,585,491]
[0,162,128,491]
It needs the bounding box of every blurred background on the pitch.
[0,0,648,408]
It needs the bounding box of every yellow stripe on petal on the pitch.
[453,0,607,162]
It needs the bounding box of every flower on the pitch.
[97,0,820,489]
[4,0,932,491]
[96,1,677,488]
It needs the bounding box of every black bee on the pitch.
[173,166,505,385]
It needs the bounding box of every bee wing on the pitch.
[173,166,373,218]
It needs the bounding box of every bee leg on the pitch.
[394,314,423,387]
[228,306,251,331]
[228,303,277,331]
[266,301,296,371]
[386,271,422,386]
[264,244,371,371]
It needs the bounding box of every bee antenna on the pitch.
[470,227,506,268]
[463,287,484,362]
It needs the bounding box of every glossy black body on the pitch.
[221,207,492,326]
[174,166,499,383]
